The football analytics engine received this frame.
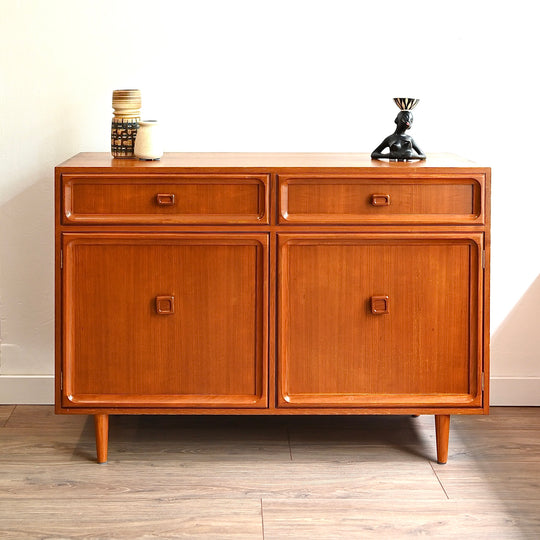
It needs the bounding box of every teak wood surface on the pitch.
[62,234,268,408]
[63,174,270,225]
[278,234,482,409]
[55,153,490,464]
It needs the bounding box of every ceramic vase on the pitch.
[111,89,141,158]
[134,120,163,160]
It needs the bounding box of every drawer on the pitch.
[279,175,484,224]
[62,174,270,224]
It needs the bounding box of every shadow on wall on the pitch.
[491,273,540,404]
[0,177,54,375]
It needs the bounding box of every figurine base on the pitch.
[371,156,427,163]
[389,157,426,162]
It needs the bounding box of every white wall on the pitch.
[1,0,539,404]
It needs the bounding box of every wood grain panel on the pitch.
[0,460,444,500]
[262,499,540,539]
[278,234,483,408]
[433,461,540,500]
[0,498,264,539]
[57,152,486,170]
[279,175,484,224]
[0,405,15,427]
[63,174,269,224]
[62,233,268,407]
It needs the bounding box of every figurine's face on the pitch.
[395,111,413,130]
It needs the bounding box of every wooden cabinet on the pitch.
[55,153,490,464]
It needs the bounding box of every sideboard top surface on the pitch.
[56,152,489,173]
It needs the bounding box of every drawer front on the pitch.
[279,175,484,224]
[63,174,269,224]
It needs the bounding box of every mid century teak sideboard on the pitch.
[54,152,490,464]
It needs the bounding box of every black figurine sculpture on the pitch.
[371,98,426,162]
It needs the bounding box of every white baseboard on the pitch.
[490,377,540,406]
[0,375,538,407]
[0,375,54,404]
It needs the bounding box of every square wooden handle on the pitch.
[156,295,175,314]
[371,295,389,314]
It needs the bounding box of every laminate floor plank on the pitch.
[0,461,445,500]
[289,443,434,463]
[450,406,540,429]
[0,405,15,426]
[438,430,540,462]
[412,407,540,432]
[287,417,436,463]
[0,429,291,465]
[261,499,540,539]
[0,498,263,539]
[408,412,540,463]
[5,405,88,430]
[432,461,540,500]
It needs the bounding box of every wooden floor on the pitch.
[1,406,539,539]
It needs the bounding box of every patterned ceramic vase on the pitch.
[111,89,141,158]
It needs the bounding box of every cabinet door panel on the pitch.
[278,234,482,408]
[62,234,268,407]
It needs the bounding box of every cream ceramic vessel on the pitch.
[134,120,163,160]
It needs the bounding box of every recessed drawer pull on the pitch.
[371,193,391,207]
[371,295,389,314]
[156,193,175,206]
[156,295,175,315]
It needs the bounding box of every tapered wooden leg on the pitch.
[435,414,450,464]
[94,414,109,464]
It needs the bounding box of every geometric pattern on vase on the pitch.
[111,117,140,158]
[394,97,420,111]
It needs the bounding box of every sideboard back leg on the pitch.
[94,414,109,464]
[435,414,450,464]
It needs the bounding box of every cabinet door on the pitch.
[278,234,483,408]
[62,233,268,408]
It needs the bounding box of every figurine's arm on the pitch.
[412,141,426,159]
[371,137,392,159]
